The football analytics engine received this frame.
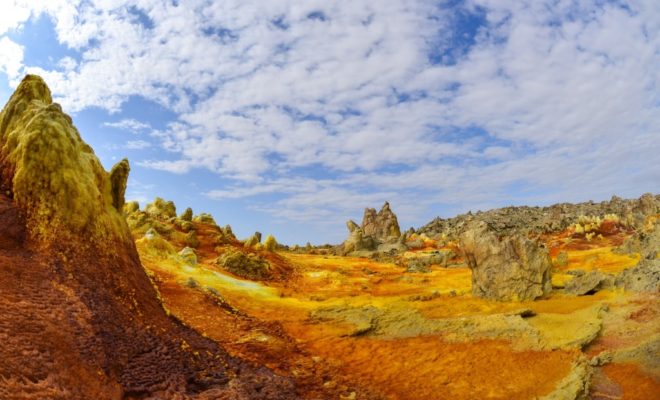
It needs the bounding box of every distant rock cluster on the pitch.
[337,193,659,302]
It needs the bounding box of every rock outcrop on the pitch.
[0,75,295,399]
[342,202,402,255]
[343,220,377,254]
[179,207,193,221]
[109,158,130,211]
[615,259,660,292]
[418,194,659,241]
[564,271,614,296]
[362,202,401,241]
[459,221,553,301]
[616,221,660,260]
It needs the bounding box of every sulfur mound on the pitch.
[145,197,177,219]
[264,234,278,251]
[460,220,553,301]
[217,248,271,280]
[0,75,129,244]
[0,75,295,399]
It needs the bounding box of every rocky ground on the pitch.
[126,193,658,400]
[0,75,657,399]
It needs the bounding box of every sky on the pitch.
[0,0,658,245]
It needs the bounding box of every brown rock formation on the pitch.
[343,220,377,254]
[362,201,401,241]
[459,221,553,301]
[342,202,402,254]
[0,75,296,399]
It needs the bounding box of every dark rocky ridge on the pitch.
[417,194,659,240]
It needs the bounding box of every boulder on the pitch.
[634,193,658,217]
[565,271,614,295]
[217,249,271,280]
[178,247,197,265]
[145,197,176,219]
[459,221,552,301]
[616,222,660,260]
[615,259,660,292]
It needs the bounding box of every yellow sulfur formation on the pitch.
[0,75,130,245]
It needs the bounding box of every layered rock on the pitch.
[459,221,553,301]
[0,75,295,399]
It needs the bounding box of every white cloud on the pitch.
[1,0,658,237]
[0,37,24,78]
[125,139,151,149]
[104,118,151,133]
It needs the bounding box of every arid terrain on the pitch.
[0,75,658,399]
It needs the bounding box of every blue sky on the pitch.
[0,0,658,244]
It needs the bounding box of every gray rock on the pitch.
[459,220,552,301]
[565,271,614,295]
[615,259,660,292]
[417,193,658,240]
[616,222,660,260]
